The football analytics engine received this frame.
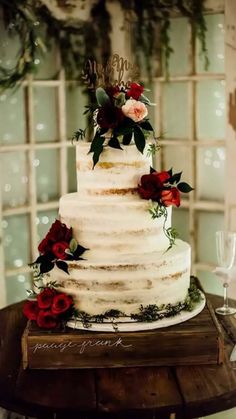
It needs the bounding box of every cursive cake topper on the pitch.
[81,54,140,89]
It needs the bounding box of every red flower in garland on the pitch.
[37,310,58,329]
[51,293,73,315]
[23,300,39,321]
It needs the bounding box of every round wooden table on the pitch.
[1,296,236,419]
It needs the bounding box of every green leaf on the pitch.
[139,120,153,131]
[115,118,135,136]
[108,137,123,150]
[89,133,105,167]
[56,261,69,275]
[40,261,55,274]
[74,244,88,259]
[168,168,173,177]
[169,171,182,184]
[133,125,146,153]
[69,238,78,253]
[122,132,133,145]
[177,182,194,193]
[96,87,110,106]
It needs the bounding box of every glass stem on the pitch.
[223,283,229,310]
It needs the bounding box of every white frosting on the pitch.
[59,193,172,257]
[46,240,191,316]
[76,142,151,198]
[45,142,192,317]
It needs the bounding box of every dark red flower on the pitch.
[37,288,55,309]
[37,310,58,329]
[51,293,73,315]
[38,238,51,254]
[126,83,144,100]
[38,219,72,255]
[106,85,120,99]
[161,187,180,207]
[52,241,69,260]
[154,171,170,183]
[138,173,164,202]
[23,300,39,321]
[97,106,124,129]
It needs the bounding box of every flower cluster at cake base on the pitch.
[73,82,157,167]
[23,287,75,329]
[138,167,193,250]
[30,219,88,275]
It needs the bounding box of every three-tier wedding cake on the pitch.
[23,57,202,331]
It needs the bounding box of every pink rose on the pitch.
[122,99,148,122]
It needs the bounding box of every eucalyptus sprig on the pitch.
[149,204,178,251]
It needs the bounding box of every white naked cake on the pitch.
[44,143,191,317]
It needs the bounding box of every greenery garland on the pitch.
[0,0,208,90]
[71,277,203,329]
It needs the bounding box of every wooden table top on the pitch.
[1,295,236,419]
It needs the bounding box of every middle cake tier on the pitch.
[59,192,172,258]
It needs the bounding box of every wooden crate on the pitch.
[22,300,224,369]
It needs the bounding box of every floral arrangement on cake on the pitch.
[23,287,76,329]
[30,219,87,275]
[74,82,157,167]
[138,167,193,250]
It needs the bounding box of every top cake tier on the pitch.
[76,142,151,199]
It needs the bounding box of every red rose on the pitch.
[52,241,69,259]
[51,293,73,315]
[37,310,58,329]
[23,300,39,321]
[154,171,170,184]
[37,288,55,309]
[138,173,163,202]
[161,187,180,207]
[38,219,72,255]
[97,106,124,129]
[127,83,144,100]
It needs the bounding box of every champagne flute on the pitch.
[214,231,236,315]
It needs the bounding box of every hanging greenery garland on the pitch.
[0,0,208,90]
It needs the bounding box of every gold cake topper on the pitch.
[81,54,140,89]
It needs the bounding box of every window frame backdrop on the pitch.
[0,0,234,308]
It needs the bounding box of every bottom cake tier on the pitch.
[43,239,191,318]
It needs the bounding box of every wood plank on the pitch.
[15,366,96,411]
[96,367,182,417]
